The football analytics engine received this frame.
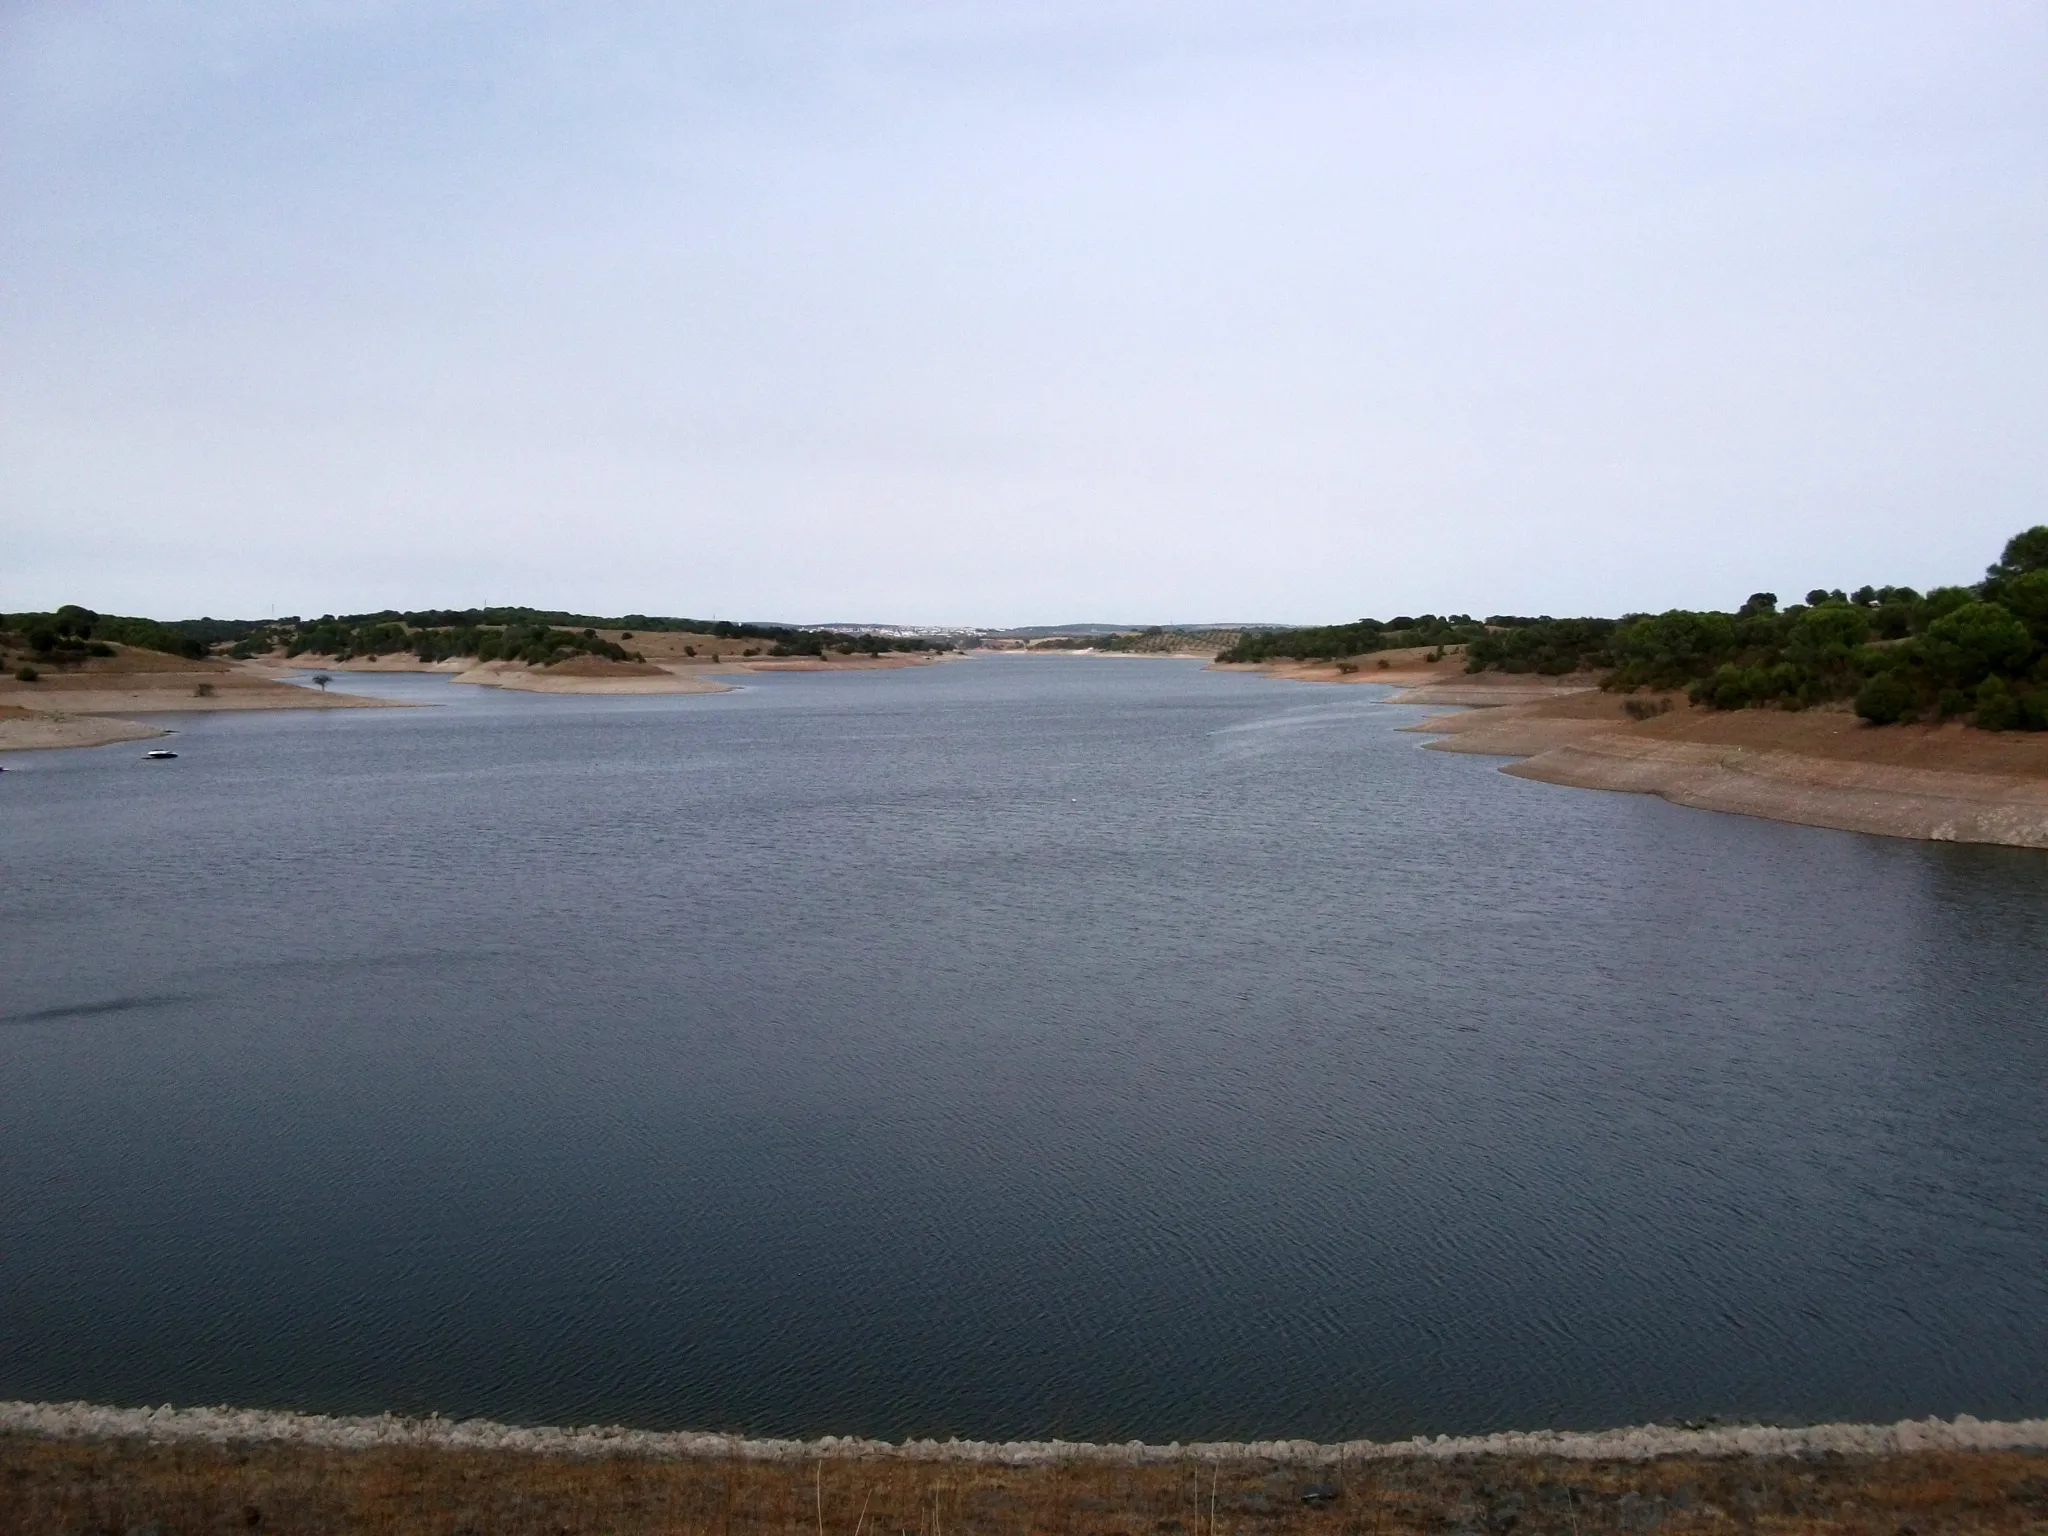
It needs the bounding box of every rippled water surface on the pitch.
[4,657,2045,1440]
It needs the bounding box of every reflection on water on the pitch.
[3,658,2044,1440]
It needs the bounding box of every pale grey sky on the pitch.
[4,2,2044,625]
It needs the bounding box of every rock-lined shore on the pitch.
[6,1401,2043,1465]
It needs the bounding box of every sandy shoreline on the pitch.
[0,653,399,751]
[0,641,957,752]
[246,645,949,690]
[5,1400,2042,1465]
[448,658,732,694]
[1403,691,2048,848]
[1239,650,2048,849]
[16,644,2048,851]
[2,684,393,715]
[0,706,168,752]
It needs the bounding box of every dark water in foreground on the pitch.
[3,657,2044,1442]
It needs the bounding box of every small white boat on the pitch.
[143,749,179,760]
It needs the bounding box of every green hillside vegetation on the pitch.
[254,609,947,664]
[1222,527,2048,731]
[1099,627,1249,653]
[1217,613,1484,662]
[2,605,950,668]
[0,605,209,663]
[1021,627,1247,652]
[279,617,641,666]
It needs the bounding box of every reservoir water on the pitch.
[3,657,2044,1442]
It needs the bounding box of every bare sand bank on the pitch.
[1244,648,2048,849]
[0,647,399,720]
[1214,649,1596,702]
[0,705,166,753]
[0,635,943,748]
[1408,692,2048,848]
[243,651,730,694]
[451,657,733,694]
[0,645,400,753]
[6,682,393,715]
[1212,646,1462,688]
[254,638,945,691]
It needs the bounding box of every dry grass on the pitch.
[5,1437,2044,1534]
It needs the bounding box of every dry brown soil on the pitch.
[1404,692,2048,846]
[4,1437,2043,1535]
[1243,647,2048,847]
[0,645,392,720]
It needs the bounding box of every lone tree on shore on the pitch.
[311,672,332,692]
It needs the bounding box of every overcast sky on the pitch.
[4,2,2044,625]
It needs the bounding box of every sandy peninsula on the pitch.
[0,704,167,752]
[450,655,732,694]
[0,645,393,716]
[1211,646,1544,694]
[254,626,949,694]
[0,645,399,752]
[0,627,959,753]
[4,1400,2043,1536]
[233,641,729,694]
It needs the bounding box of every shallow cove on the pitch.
[2,656,2044,1441]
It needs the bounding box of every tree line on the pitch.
[1218,613,1485,663]
[1222,526,2048,731]
[2,605,209,661]
[1,605,950,669]
[256,610,948,663]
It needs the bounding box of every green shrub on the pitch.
[1854,672,1917,724]
[1998,569,2048,640]
[1975,677,2020,731]
[1922,601,2033,685]
[1918,585,1977,629]
[1609,610,1739,690]
[1785,602,1871,666]
[14,664,38,682]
